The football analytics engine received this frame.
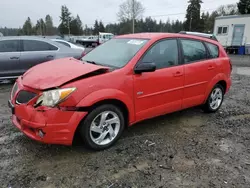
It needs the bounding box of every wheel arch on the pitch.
[76,89,135,125]
[72,93,133,145]
[204,74,228,103]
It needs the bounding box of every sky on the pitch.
[0,0,239,28]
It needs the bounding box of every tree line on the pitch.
[1,0,249,37]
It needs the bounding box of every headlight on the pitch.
[36,88,76,107]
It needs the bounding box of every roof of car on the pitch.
[116,33,175,39]
[0,36,55,41]
[116,32,218,43]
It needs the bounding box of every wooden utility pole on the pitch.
[189,12,192,31]
[132,0,135,33]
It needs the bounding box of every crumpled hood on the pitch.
[22,58,109,90]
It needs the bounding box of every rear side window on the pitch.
[206,42,219,58]
[56,41,71,48]
[0,40,19,52]
[23,40,58,51]
[180,39,207,63]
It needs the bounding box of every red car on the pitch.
[9,33,232,150]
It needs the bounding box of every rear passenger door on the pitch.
[20,40,57,73]
[0,39,21,78]
[180,39,217,109]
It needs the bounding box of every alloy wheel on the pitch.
[89,111,121,146]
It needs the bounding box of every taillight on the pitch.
[81,51,86,57]
[78,51,86,60]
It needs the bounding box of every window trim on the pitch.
[20,39,59,52]
[217,26,228,35]
[134,38,182,72]
[0,39,21,53]
[204,42,219,59]
[178,38,210,64]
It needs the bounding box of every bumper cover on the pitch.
[9,100,87,145]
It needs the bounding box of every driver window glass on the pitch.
[140,39,179,69]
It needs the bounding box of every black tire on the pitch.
[202,84,224,113]
[80,104,125,150]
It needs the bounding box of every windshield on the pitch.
[82,38,148,68]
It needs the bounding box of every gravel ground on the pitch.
[1,57,250,188]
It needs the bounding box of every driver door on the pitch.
[133,39,184,122]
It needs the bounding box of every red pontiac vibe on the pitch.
[9,33,232,150]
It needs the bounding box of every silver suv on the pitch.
[0,37,84,80]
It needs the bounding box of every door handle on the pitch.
[208,65,215,70]
[46,55,54,58]
[173,71,183,77]
[10,57,19,60]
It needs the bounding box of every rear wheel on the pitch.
[80,104,125,150]
[203,84,224,113]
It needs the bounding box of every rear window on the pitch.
[56,41,71,48]
[23,40,58,51]
[0,40,19,52]
[206,42,219,58]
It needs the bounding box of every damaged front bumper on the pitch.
[8,78,87,146]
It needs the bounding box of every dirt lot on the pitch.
[1,56,250,188]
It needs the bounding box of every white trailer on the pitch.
[213,14,250,53]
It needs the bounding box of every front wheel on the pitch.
[80,104,125,150]
[203,84,224,113]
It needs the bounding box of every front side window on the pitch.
[23,40,58,51]
[180,39,207,63]
[206,42,219,58]
[0,40,19,52]
[140,39,179,69]
[82,38,148,68]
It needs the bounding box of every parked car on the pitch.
[0,37,84,80]
[9,33,232,150]
[51,39,85,51]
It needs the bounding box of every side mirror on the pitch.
[134,62,156,74]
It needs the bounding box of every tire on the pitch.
[202,84,224,113]
[80,104,125,150]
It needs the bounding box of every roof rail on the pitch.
[179,31,218,41]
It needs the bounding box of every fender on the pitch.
[203,73,228,103]
[76,89,135,123]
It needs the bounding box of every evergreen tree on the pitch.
[93,20,99,35]
[184,0,203,32]
[22,17,33,35]
[70,15,83,35]
[35,18,46,35]
[76,15,83,34]
[237,0,250,14]
[99,21,105,32]
[45,15,54,35]
[59,5,72,35]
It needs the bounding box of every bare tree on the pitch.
[216,4,238,16]
[117,0,145,33]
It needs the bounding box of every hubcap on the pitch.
[89,111,120,146]
[209,88,223,110]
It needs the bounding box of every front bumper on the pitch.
[9,79,87,146]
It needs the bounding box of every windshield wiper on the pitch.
[85,60,98,65]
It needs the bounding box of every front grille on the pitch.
[16,90,37,104]
[11,82,18,100]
